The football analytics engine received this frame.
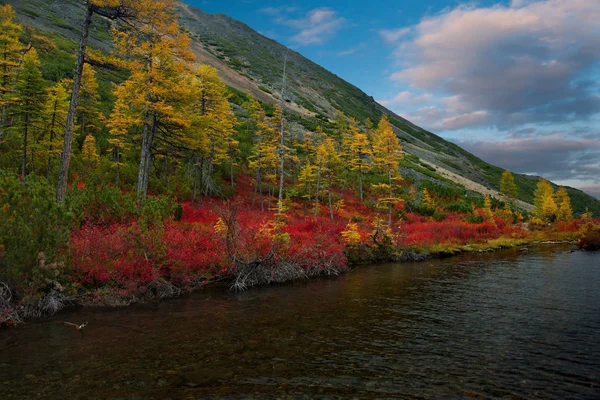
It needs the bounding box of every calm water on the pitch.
[1,246,599,399]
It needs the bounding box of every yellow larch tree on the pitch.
[555,187,573,222]
[421,188,436,210]
[347,123,372,201]
[372,115,403,228]
[500,170,518,205]
[110,0,195,203]
[248,100,278,212]
[56,0,140,202]
[81,134,99,165]
[533,178,556,222]
[41,81,70,179]
[77,64,101,138]
[0,4,27,145]
[187,64,236,199]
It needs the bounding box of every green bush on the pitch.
[432,212,447,222]
[467,214,485,224]
[0,172,72,292]
[350,215,363,223]
[445,201,473,213]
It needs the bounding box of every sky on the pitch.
[189,0,600,198]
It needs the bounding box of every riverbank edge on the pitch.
[1,235,583,328]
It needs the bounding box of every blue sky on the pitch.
[189,0,600,198]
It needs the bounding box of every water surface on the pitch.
[1,246,599,399]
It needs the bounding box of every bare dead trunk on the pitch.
[277,51,288,214]
[57,2,93,202]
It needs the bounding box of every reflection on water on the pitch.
[1,246,599,399]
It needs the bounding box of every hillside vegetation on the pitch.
[6,0,600,215]
[1,0,599,325]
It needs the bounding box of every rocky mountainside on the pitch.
[7,0,600,214]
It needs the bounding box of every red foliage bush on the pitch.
[401,219,503,246]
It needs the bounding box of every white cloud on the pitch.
[379,27,410,44]
[336,43,366,57]
[264,7,345,46]
[378,91,433,107]
[388,0,600,129]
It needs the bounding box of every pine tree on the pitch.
[107,88,134,186]
[10,48,46,176]
[555,187,573,222]
[56,0,139,202]
[484,194,494,221]
[372,115,403,228]
[314,142,327,217]
[109,0,194,203]
[347,123,372,201]
[500,170,518,205]
[533,178,556,222]
[323,138,342,220]
[248,100,278,212]
[187,64,236,199]
[41,81,69,179]
[0,5,25,144]
[421,188,436,210]
[77,63,101,138]
[81,134,99,165]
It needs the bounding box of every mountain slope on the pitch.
[7,0,600,215]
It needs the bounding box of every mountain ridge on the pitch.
[6,0,600,214]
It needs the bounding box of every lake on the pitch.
[1,245,599,399]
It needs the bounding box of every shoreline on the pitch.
[1,237,582,328]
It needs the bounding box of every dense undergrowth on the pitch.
[1,2,599,327]
[2,171,598,327]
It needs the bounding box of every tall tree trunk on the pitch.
[277,51,288,214]
[192,154,198,206]
[46,100,58,180]
[314,162,321,218]
[359,167,363,201]
[137,113,149,202]
[230,157,234,187]
[258,166,263,212]
[80,114,85,138]
[253,168,259,207]
[388,168,392,228]
[328,174,334,221]
[57,2,93,203]
[114,147,120,187]
[0,108,7,144]
[21,112,29,176]
[31,145,35,175]
[141,110,156,197]
[198,157,204,206]
[205,146,214,196]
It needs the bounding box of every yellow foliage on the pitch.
[421,188,435,209]
[81,135,99,164]
[341,222,361,246]
[214,217,227,237]
[555,187,573,222]
[533,178,556,221]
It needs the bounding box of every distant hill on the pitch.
[7,0,600,215]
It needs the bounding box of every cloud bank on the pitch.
[260,7,345,46]
[379,0,600,197]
